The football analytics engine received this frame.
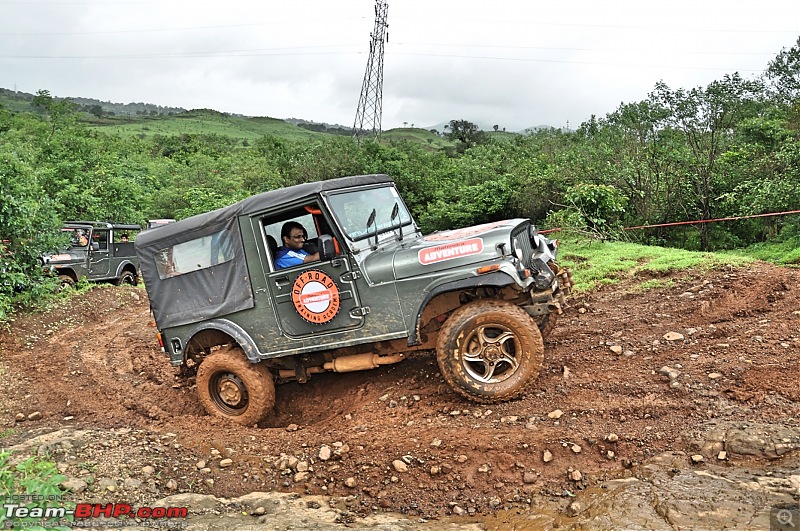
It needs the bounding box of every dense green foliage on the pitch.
[1,37,799,319]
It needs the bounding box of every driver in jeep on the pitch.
[275,221,320,269]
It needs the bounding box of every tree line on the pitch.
[1,37,799,319]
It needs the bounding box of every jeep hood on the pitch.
[362,219,525,283]
[42,249,84,264]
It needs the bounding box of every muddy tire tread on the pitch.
[196,345,275,426]
[436,300,544,404]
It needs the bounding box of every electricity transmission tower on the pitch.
[353,0,389,139]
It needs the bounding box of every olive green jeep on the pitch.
[43,221,141,288]
[135,174,572,425]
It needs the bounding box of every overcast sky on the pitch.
[1,0,798,132]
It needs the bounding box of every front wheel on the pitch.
[196,346,275,425]
[116,270,137,286]
[58,274,76,291]
[436,300,544,403]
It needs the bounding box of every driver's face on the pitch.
[284,228,305,250]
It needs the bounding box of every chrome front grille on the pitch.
[511,224,533,265]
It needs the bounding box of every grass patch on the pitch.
[727,234,800,266]
[0,428,18,439]
[557,234,754,293]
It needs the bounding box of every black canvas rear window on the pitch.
[154,229,235,280]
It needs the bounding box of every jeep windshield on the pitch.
[62,227,90,249]
[327,186,414,242]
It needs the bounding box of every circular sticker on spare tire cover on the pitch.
[291,269,341,324]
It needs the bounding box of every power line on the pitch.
[390,16,800,35]
[0,18,366,36]
[390,52,767,72]
[395,42,781,57]
[0,48,771,73]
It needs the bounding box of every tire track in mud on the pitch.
[7,288,202,427]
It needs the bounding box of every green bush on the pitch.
[0,450,72,530]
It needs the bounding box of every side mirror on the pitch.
[91,242,100,252]
[318,234,336,261]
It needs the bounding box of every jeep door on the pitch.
[260,207,366,342]
[88,228,111,278]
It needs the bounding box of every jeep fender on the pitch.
[175,319,260,365]
[114,259,138,278]
[409,270,516,346]
[56,268,78,283]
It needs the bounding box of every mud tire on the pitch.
[116,270,136,286]
[196,346,275,425]
[58,274,76,290]
[436,300,544,403]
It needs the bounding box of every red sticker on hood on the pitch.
[419,238,484,265]
[423,221,509,241]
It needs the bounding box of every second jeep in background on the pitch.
[43,221,141,288]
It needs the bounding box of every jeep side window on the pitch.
[93,230,109,252]
[153,229,235,279]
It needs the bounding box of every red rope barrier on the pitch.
[622,209,800,231]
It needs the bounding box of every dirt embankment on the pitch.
[1,262,799,524]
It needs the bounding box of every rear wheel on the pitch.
[116,270,136,286]
[436,300,544,403]
[196,346,275,425]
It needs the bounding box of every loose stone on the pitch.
[318,446,332,461]
[392,460,408,473]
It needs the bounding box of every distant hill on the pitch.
[522,124,572,133]
[88,109,323,141]
[423,120,563,134]
[284,118,353,136]
[69,96,186,117]
[0,87,186,117]
[0,87,510,144]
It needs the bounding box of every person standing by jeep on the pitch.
[275,221,319,269]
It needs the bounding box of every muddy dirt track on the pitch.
[1,261,800,520]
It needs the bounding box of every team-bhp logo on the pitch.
[291,269,341,324]
[418,238,484,265]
